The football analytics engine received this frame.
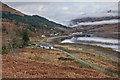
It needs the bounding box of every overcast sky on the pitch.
[5,2,118,26]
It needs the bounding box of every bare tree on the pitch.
[6,26,16,54]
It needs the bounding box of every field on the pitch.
[1,2,120,78]
[53,43,119,76]
[15,48,93,69]
[2,54,110,78]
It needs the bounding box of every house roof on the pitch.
[37,43,53,47]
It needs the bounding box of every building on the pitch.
[71,32,83,35]
[36,43,53,49]
[41,35,46,37]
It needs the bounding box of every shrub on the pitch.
[79,65,83,68]
[2,46,9,54]
[56,53,60,55]
[58,57,74,61]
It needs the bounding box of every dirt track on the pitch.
[2,54,110,78]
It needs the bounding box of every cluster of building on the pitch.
[71,32,92,37]
[41,33,59,37]
[36,43,54,49]
[71,32,83,35]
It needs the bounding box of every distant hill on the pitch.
[70,16,119,39]
[69,16,119,26]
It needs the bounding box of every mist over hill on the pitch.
[69,16,119,27]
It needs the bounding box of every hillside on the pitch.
[2,54,110,78]
[1,2,69,37]
[69,16,119,26]
[70,16,119,38]
[1,2,24,16]
[72,23,119,38]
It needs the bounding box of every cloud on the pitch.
[62,7,69,11]
[71,19,119,27]
[5,2,118,26]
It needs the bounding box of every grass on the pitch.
[27,36,119,77]
[55,44,118,64]
[26,45,37,49]
[29,37,43,42]
[53,44,119,76]
[16,48,94,70]
[28,56,44,61]
[59,43,120,54]
[79,65,83,68]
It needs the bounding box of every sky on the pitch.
[4,2,118,26]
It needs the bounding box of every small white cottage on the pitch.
[36,43,53,49]
[41,35,46,37]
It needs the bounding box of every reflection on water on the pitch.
[61,37,119,52]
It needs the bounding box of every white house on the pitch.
[41,35,46,37]
[72,32,83,35]
[36,43,53,49]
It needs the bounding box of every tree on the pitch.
[6,27,23,54]
[6,27,16,53]
[22,29,29,45]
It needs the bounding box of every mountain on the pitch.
[70,17,119,39]
[69,16,119,26]
[1,2,69,38]
[1,2,24,16]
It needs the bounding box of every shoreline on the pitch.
[61,37,119,52]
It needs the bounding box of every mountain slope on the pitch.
[1,2,24,16]
[1,2,69,37]
[70,16,119,38]
[69,16,119,26]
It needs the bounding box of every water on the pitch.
[61,37,120,52]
